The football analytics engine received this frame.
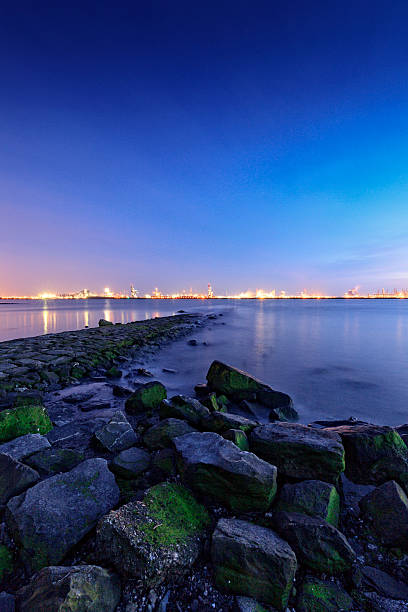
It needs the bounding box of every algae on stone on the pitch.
[297,577,354,611]
[275,480,340,526]
[96,482,210,586]
[0,403,52,443]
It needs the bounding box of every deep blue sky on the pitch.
[1,1,408,296]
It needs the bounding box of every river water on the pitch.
[1,298,407,426]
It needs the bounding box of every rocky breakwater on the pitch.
[0,314,201,399]
[0,353,407,610]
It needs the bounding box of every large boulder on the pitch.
[0,434,50,461]
[174,432,277,512]
[323,424,408,490]
[143,418,196,449]
[159,396,210,427]
[6,458,119,571]
[96,482,209,586]
[359,480,408,548]
[111,447,150,479]
[211,518,296,610]
[17,565,121,612]
[273,511,356,574]
[296,576,354,611]
[275,480,340,526]
[0,453,39,504]
[94,411,138,452]
[125,381,167,413]
[250,423,345,484]
[206,361,295,419]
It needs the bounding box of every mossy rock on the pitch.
[125,381,167,413]
[222,429,249,451]
[26,448,84,475]
[0,403,52,443]
[297,577,354,611]
[324,424,408,490]
[159,395,210,427]
[275,480,340,526]
[96,482,210,586]
[0,545,13,582]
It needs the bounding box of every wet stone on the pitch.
[94,411,138,453]
[0,434,50,461]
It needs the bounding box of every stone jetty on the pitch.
[0,316,407,610]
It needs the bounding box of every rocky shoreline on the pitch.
[0,315,407,611]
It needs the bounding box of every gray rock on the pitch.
[206,360,295,418]
[359,480,408,547]
[0,434,50,461]
[144,418,196,450]
[211,518,296,610]
[0,453,39,504]
[273,511,356,574]
[204,411,258,434]
[174,432,277,512]
[17,565,121,612]
[25,448,85,475]
[250,423,345,484]
[275,480,340,526]
[47,420,105,450]
[6,458,119,571]
[360,566,408,600]
[323,424,408,490]
[111,447,151,479]
[95,411,138,452]
[159,396,210,427]
[99,319,113,326]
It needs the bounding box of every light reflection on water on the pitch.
[1,298,408,425]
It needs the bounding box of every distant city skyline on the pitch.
[2,2,408,295]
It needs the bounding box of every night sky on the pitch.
[2,1,408,296]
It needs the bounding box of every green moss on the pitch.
[300,579,354,611]
[0,402,52,442]
[138,482,210,547]
[0,545,13,581]
[326,489,340,526]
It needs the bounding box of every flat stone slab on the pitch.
[250,423,345,483]
[174,431,277,512]
[6,458,119,571]
[0,434,50,461]
[211,517,296,609]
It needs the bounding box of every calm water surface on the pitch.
[1,298,407,426]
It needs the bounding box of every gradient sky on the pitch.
[1,1,408,296]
